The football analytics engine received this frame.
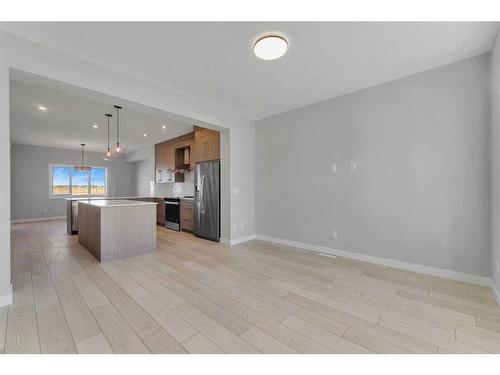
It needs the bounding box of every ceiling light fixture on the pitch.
[103,113,113,161]
[75,144,91,171]
[253,34,288,60]
[92,124,99,129]
[38,105,48,111]
[113,105,126,157]
[162,125,166,129]
[143,133,147,137]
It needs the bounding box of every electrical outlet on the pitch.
[331,164,337,173]
[332,230,338,240]
[232,224,237,230]
[240,222,245,229]
[350,163,357,172]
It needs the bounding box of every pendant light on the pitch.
[103,113,113,161]
[75,144,91,171]
[113,105,126,157]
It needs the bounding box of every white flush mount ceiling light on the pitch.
[92,124,99,129]
[162,125,166,129]
[253,35,288,60]
[38,105,48,111]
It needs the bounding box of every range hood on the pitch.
[174,146,191,173]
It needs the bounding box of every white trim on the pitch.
[49,163,108,199]
[254,234,493,287]
[0,285,13,307]
[491,281,500,307]
[221,234,256,246]
[11,216,65,224]
[230,234,256,245]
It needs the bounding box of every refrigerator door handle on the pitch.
[200,174,205,214]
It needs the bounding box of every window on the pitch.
[49,164,107,198]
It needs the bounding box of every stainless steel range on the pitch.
[165,197,181,231]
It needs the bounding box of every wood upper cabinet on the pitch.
[194,128,220,163]
[155,129,220,183]
[155,132,195,183]
[155,141,175,183]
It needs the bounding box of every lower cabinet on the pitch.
[155,198,166,226]
[180,199,193,231]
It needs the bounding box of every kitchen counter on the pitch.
[78,199,157,208]
[65,196,163,201]
[78,199,156,262]
[66,196,165,234]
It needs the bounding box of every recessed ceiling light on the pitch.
[143,133,147,137]
[92,124,99,129]
[162,125,166,129]
[38,105,48,111]
[253,35,288,60]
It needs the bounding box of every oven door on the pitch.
[165,200,180,231]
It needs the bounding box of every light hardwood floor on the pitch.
[2,219,500,354]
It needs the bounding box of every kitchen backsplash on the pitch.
[153,171,194,197]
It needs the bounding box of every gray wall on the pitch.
[11,143,135,221]
[491,33,500,291]
[133,158,154,197]
[256,54,491,277]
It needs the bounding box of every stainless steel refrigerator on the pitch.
[194,160,220,241]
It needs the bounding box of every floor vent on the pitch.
[318,252,338,259]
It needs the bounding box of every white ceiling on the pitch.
[1,22,499,120]
[10,77,195,153]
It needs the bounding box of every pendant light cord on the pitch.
[104,113,112,156]
[114,105,122,150]
[107,115,110,150]
[81,144,85,165]
[117,107,119,145]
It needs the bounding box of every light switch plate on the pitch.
[331,164,337,173]
[350,163,357,172]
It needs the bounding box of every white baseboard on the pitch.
[254,234,494,287]
[491,281,500,307]
[11,215,65,224]
[0,285,13,307]
[221,234,256,246]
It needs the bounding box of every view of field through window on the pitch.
[52,166,106,196]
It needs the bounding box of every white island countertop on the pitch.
[78,199,157,208]
[65,196,163,201]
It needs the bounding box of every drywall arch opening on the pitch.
[8,67,232,243]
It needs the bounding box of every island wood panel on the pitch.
[99,204,157,262]
[77,203,88,249]
[77,203,101,261]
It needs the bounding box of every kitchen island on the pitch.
[78,199,157,262]
[66,196,165,234]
